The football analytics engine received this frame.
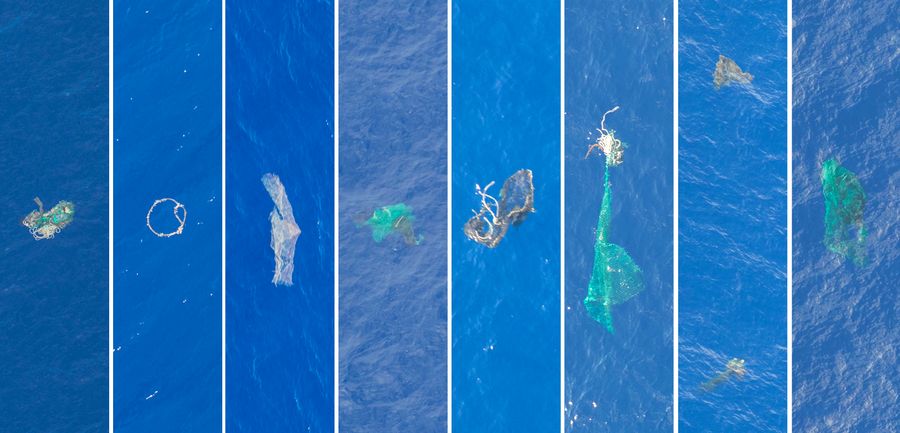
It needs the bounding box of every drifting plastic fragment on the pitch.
[713,55,753,89]
[701,358,747,391]
[262,173,301,286]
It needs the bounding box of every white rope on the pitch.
[146,198,187,238]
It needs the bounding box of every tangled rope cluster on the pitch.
[146,198,187,238]
[584,106,625,166]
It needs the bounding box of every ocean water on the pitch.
[338,1,448,432]
[225,0,334,431]
[792,0,900,431]
[451,1,560,432]
[679,1,787,432]
[113,1,222,431]
[0,2,108,432]
[564,1,674,432]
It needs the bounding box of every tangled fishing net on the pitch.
[464,168,535,248]
[22,197,75,240]
[364,203,422,246]
[822,158,866,266]
[582,107,644,333]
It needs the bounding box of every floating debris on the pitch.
[822,158,866,266]
[262,173,301,286]
[364,203,422,246]
[582,107,644,333]
[146,198,187,238]
[585,106,626,166]
[22,197,75,240]
[464,168,535,248]
[713,54,753,90]
[701,358,747,391]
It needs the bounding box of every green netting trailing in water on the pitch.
[364,203,422,246]
[22,197,75,240]
[583,107,644,333]
[822,158,867,266]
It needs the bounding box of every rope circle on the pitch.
[146,198,187,238]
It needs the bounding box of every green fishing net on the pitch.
[583,170,645,333]
[582,107,644,333]
[365,203,422,245]
[822,158,866,266]
[22,197,75,240]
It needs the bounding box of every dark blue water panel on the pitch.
[226,0,334,431]
[565,1,673,431]
[679,0,787,432]
[114,1,222,431]
[339,1,447,431]
[451,1,560,432]
[793,0,900,431]
[0,2,107,431]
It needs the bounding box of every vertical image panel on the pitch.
[451,1,560,432]
[225,0,334,431]
[793,0,899,431]
[338,1,448,431]
[564,1,674,432]
[678,0,787,431]
[0,2,108,431]
[113,1,222,431]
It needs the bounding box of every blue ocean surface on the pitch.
[114,1,222,431]
[564,1,673,432]
[226,0,334,432]
[0,2,107,432]
[339,1,447,432]
[678,1,787,432]
[793,0,899,431]
[451,1,560,432]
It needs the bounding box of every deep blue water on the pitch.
[679,1,787,432]
[114,1,222,431]
[451,1,560,432]
[793,1,899,431]
[565,1,674,432]
[0,2,107,432]
[339,1,447,432]
[226,0,334,431]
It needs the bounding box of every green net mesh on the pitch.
[365,203,422,245]
[22,197,75,240]
[822,158,866,266]
[583,168,644,333]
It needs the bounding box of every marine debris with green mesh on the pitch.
[364,203,422,245]
[464,168,535,248]
[22,197,75,240]
[583,107,644,333]
[822,158,866,266]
